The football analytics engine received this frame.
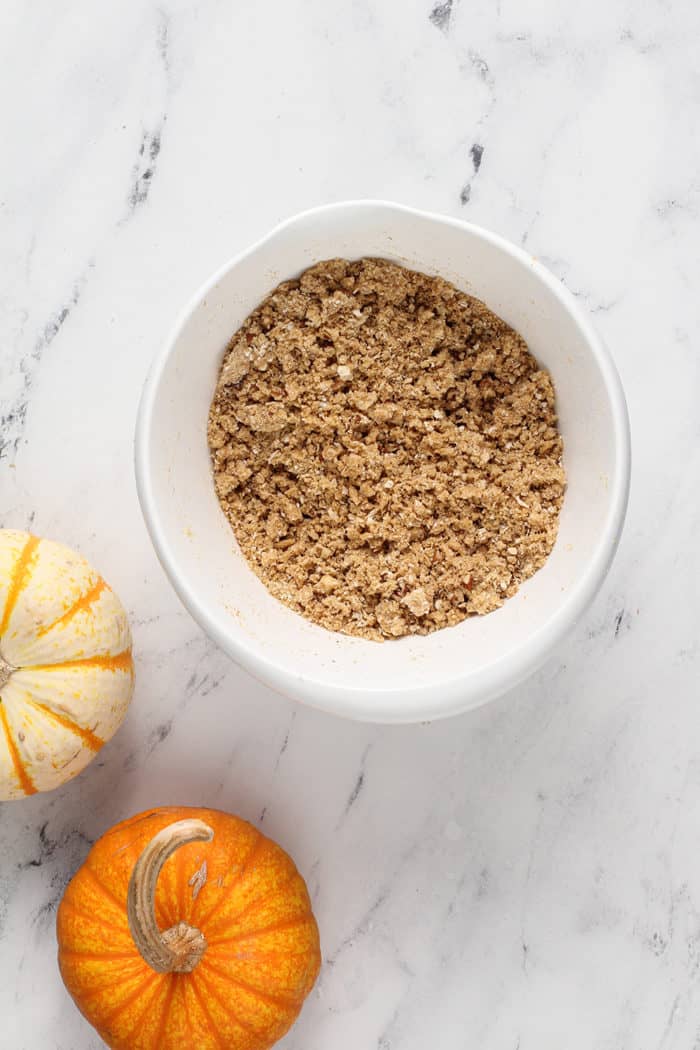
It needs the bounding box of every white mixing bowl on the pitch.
[135,201,630,723]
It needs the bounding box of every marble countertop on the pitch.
[1,1,698,1047]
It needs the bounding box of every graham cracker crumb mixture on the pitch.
[208,258,565,641]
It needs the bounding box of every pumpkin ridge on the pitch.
[0,534,40,637]
[36,577,107,638]
[0,704,36,795]
[98,969,161,1027]
[196,831,266,928]
[193,967,264,1039]
[74,965,159,1012]
[200,958,303,1010]
[204,868,299,936]
[116,970,171,1044]
[187,973,229,1049]
[26,699,104,751]
[59,898,131,939]
[177,825,196,925]
[207,913,313,949]
[149,974,176,1049]
[209,945,314,966]
[27,650,133,673]
[58,947,142,965]
[83,863,129,916]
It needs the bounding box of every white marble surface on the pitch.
[1,1,699,1047]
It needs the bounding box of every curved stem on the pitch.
[127,818,214,974]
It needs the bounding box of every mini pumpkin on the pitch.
[57,807,321,1049]
[0,529,134,799]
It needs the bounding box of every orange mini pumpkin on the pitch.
[57,806,321,1049]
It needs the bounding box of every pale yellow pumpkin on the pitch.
[0,530,134,799]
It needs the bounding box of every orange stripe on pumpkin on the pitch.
[36,577,107,637]
[208,944,314,966]
[0,534,40,636]
[177,827,194,925]
[200,958,303,1010]
[0,704,36,795]
[196,832,266,928]
[57,947,142,965]
[149,977,176,1050]
[82,863,128,915]
[28,650,133,674]
[118,971,172,1043]
[204,868,298,936]
[97,970,161,1025]
[207,912,313,949]
[58,899,129,938]
[27,699,104,751]
[192,969,262,1038]
[187,978,228,1049]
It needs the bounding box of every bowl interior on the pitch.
[138,203,627,721]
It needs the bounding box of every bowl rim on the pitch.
[135,199,631,723]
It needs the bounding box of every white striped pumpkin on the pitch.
[0,530,134,799]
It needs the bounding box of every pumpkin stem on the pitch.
[0,655,13,691]
[127,818,214,974]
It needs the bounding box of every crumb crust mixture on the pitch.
[209,258,565,640]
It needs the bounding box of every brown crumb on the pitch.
[208,258,565,641]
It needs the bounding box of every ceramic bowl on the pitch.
[135,201,630,723]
